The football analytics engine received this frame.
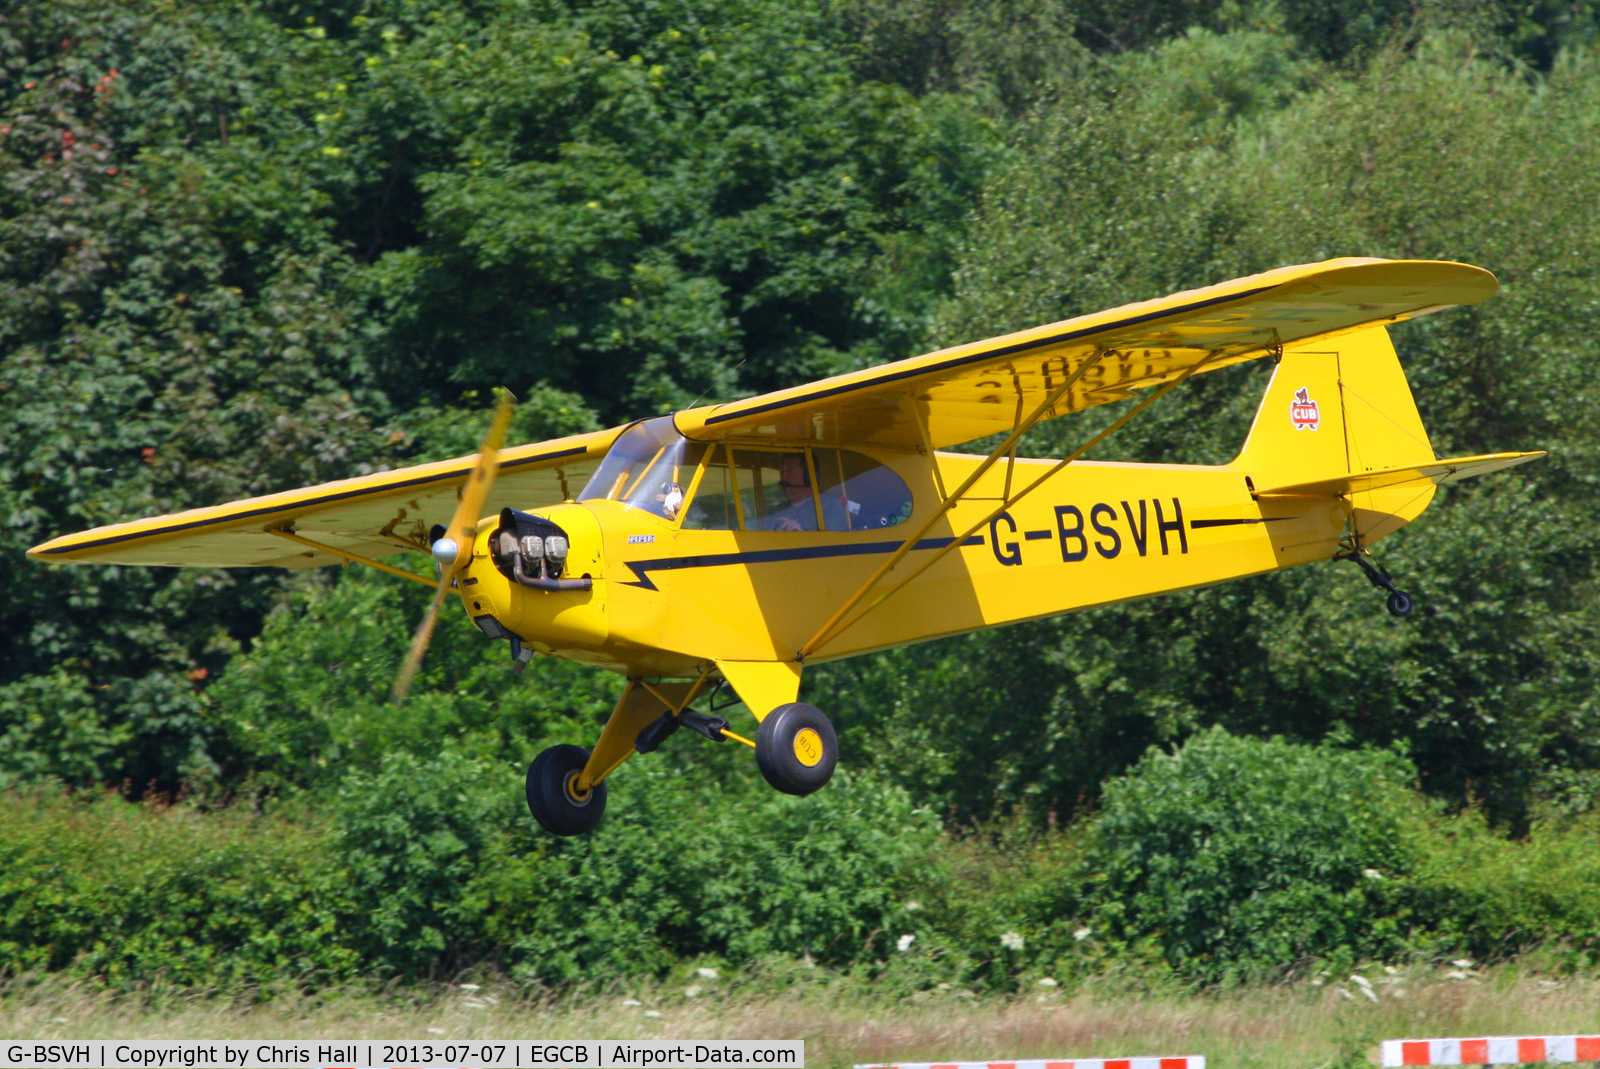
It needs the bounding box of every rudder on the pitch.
[1233,325,1437,543]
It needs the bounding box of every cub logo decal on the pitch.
[1289,387,1320,431]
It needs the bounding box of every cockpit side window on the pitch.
[730,450,822,531]
[812,448,914,530]
[679,445,913,532]
[585,425,916,532]
[681,444,737,530]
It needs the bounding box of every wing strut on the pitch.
[798,350,1221,659]
[797,350,1108,659]
[266,526,438,588]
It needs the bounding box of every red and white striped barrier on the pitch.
[1382,1037,1600,1066]
[856,1058,1205,1069]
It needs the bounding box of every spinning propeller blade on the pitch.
[391,388,516,702]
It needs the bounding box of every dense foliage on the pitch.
[4,0,1600,989]
[5,732,1598,989]
[1082,730,1424,982]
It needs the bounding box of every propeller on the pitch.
[391,387,516,702]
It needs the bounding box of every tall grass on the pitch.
[4,968,1598,1068]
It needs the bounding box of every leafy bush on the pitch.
[333,752,518,980]
[7,750,1600,993]
[884,816,1110,993]
[0,750,941,988]
[0,785,358,988]
[1080,729,1425,981]
[1409,808,1600,969]
[472,753,941,985]
[203,568,616,795]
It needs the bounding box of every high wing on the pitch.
[674,258,1497,450]
[29,258,1497,571]
[27,427,621,568]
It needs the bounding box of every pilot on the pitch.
[765,453,847,531]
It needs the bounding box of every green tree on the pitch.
[1,1,386,792]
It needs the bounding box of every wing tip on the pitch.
[26,535,76,562]
[1306,257,1499,304]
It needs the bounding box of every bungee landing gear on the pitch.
[523,679,840,836]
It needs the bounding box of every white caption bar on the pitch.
[1,1041,804,1069]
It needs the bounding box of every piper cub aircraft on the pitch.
[30,259,1544,835]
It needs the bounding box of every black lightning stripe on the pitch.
[1188,517,1296,529]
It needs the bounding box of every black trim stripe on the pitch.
[39,444,593,555]
[1189,516,1295,529]
[619,535,986,591]
[703,284,1276,426]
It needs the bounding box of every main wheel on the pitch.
[755,703,838,796]
[1386,590,1414,618]
[526,744,607,836]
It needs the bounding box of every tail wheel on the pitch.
[526,744,607,836]
[755,703,838,796]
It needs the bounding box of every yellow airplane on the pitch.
[29,258,1544,835]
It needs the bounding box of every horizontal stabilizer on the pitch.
[1258,451,1546,498]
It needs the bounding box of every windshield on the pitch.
[578,417,703,522]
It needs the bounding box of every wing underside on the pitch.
[28,429,620,568]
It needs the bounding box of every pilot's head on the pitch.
[779,453,809,488]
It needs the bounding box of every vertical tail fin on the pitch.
[1234,325,1438,543]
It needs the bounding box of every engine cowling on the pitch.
[463,504,608,657]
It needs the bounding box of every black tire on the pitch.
[755,703,838,796]
[1386,590,1414,618]
[526,744,607,836]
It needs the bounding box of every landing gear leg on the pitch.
[1334,544,1414,618]
[525,675,719,836]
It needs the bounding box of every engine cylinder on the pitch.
[466,504,608,655]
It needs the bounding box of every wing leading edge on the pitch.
[674,258,1498,451]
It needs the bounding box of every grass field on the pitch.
[4,967,1598,1068]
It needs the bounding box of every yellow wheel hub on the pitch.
[564,770,593,805]
[792,727,824,767]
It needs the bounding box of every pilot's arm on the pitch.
[763,504,814,531]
